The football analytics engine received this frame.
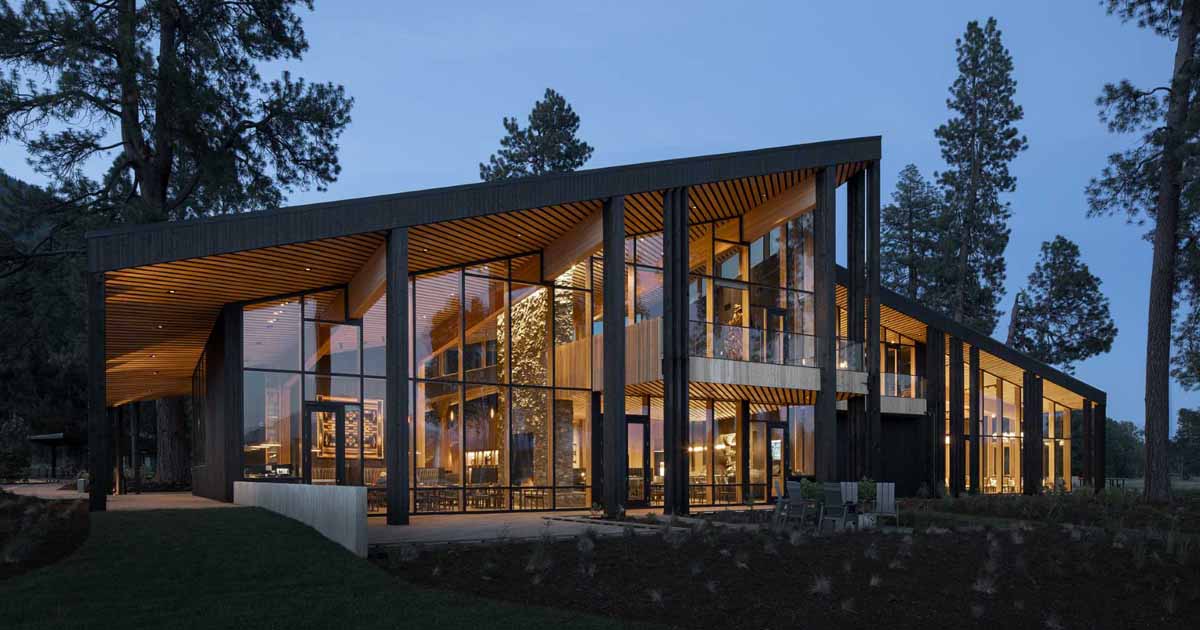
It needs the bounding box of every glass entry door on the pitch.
[626,414,651,507]
[768,424,787,501]
[304,403,355,485]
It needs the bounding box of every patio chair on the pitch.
[818,483,853,533]
[840,481,858,506]
[772,480,809,530]
[873,482,899,527]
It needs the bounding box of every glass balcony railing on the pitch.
[880,372,926,398]
[687,321,864,370]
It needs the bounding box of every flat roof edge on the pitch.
[87,136,881,272]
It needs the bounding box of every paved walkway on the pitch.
[2,483,238,511]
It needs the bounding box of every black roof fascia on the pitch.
[86,136,880,272]
[836,265,1107,403]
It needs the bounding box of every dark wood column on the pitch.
[866,162,882,480]
[813,166,838,482]
[948,338,965,497]
[602,195,628,516]
[968,345,981,494]
[924,328,945,496]
[662,187,690,514]
[221,303,243,502]
[846,170,866,480]
[1081,399,1093,488]
[113,405,125,495]
[1093,399,1107,492]
[739,400,751,501]
[386,227,410,525]
[1022,371,1043,495]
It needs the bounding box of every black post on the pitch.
[1081,399,1093,488]
[866,161,882,480]
[87,271,108,511]
[114,405,125,495]
[1022,371,1043,495]
[968,345,981,494]
[222,304,243,502]
[739,400,751,502]
[662,187,690,515]
[602,196,627,517]
[131,404,141,494]
[813,166,838,482]
[1094,399,1107,492]
[924,328,945,496]
[386,227,410,525]
[591,391,603,506]
[846,170,866,480]
[948,337,964,497]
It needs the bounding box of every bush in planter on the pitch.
[858,478,877,504]
[799,478,823,502]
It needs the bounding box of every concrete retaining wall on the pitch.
[233,482,367,557]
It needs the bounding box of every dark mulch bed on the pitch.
[903,490,1200,534]
[377,521,1200,629]
[0,489,89,580]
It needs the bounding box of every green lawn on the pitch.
[0,508,643,630]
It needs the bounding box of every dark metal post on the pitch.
[1022,372,1043,495]
[386,227,410,525]
[813,166,838,481]
[739,400,751,502]
[969,345,981,494]
[222,304,244,502]
[602,196,628,516]
[131,405,141,494]
[924,328,945,495]
[846,170,866,480]
[662,187,690,515]
[590,391,603,505]
[866,162,882,480]
[114,405,125,495]
[948,338,964,497]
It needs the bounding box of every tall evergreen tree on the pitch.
[1086,0,1200,501]
[933,17,1028,334]
[480,88,594,181]
[0,1,354,480]
[1007,236,1117,374]
[881,164,945,302]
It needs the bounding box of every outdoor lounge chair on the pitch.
[818,483,853,533]
[873,482,899,527]
[772,480,809,530]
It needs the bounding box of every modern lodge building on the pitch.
[85,136,1107,524]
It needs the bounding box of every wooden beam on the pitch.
[347,244,386,319]
[88,272,109,511]
[602,196,627,516]
[386,228,410,524]
[813,167,838,482]
[543,206,602,281]
[662,187,690,515]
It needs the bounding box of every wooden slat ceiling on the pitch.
[105,162,870,406]
[407,163,868,274]
[105,233,385,406]
[626,380,855,405]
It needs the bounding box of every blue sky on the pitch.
[2,1,1196,430]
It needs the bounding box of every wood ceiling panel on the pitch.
[105,233,385,406]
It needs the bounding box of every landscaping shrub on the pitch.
[0,487,88,580]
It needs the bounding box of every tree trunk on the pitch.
[154,396,191,485]
[1006,292,1022,346]
[1144,0,1198,503]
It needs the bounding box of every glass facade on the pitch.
[410,253,593,513]
[241,288,387,514]
[880,326,921,398]
[1043,397,1072,491]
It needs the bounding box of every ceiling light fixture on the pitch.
[167,289,176,294]
[304,267,312,271]
[156,325,163,329]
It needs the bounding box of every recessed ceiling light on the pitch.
[304,267,312,271]
[150,354,156,358]
[167,289,176,294]
[153,371,159,375]
[422,247,429,253]
[156,325,163,329]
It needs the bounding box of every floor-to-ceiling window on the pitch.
[410,253,592,513]
[880,326,920,398]
[979,371,1023,494]
[1042,397,1073,491]
[241,287,388,513]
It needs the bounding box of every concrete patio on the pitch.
[2,483,239,511]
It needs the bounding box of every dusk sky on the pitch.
[2,1,1196,430]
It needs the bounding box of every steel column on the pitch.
[924,328,945,495]
[948,337,965,497]
[866,161,882,480]
[846,170,866,480]
[969,345,981,494]
[386,227,410,524]
[1022,371,1044,495]
[813,166,838,481]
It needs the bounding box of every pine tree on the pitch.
[1007,236,1117,374]
[1087,0,1200,502]
[480,88,594,181]
[933,17,1028,334]
[881,164,945,302]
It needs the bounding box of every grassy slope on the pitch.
[0,508,640,630]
